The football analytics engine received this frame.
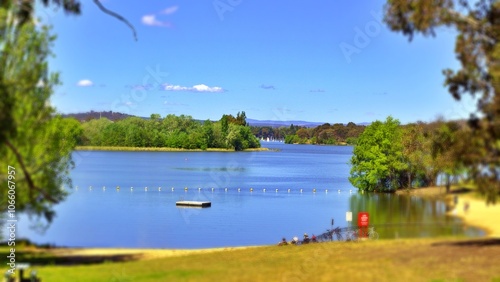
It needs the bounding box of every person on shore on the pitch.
[291,236,299,245]
[303,233,310,244]
[278,238,288,246]
[311,234,317,243]
[464,201,470,214]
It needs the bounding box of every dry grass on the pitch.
[6,238,499,282]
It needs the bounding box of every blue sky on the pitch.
[40,0,477,124]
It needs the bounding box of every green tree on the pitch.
[0,5,82,222]
[201,120,215,150]
[401,122,431,188]
[80,118,113,146]
[384,0,500,202]
[430,120,468,193]
[349,116,406,192]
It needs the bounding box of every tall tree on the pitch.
[349,116,406,192]
[384,0,500,202]
[0,3,82,222]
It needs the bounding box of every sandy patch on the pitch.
[398,186,500,238]
[447,194,500,238]
[43,246,258,261]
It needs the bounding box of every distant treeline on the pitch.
[71,111,368,147]
[80,112,260,151]
[277,122,366,145]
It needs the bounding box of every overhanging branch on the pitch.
[5,139,58,203]
[93,0,137,41]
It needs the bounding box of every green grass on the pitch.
[4,238,500,282]
[75,146,269,152]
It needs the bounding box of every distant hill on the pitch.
[246,119,325,128]
[62,111,371,127]
[62,111,136,122]
[246,119,371,128]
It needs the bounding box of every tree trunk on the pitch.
[445,173,451,194]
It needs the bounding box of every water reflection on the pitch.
[348,193,484,239]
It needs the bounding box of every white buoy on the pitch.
[171,187,174,191]
[131,187,133,191]
[349,189,352,193]
[238,188,241,192]
[75,186,78,190]
[276,189,278,192]
[89,186,92,190]
[225,188,228,192]
[263,188,266,192]
[116,186,120,190]
[300,189,303,193]
[325,189,328,193]
[250,188,253,192]
[158,187,161,191]
[103,186,106,191]
[313,188,316,193]
[338,189,341,193]
[198,187,201,192]
[145,187,148,191]
[288,189,291,193]
[211,187,214,192]
[184,187,188,191]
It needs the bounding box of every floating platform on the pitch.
[176,201,211,208]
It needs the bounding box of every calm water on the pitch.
[15,143,483,248]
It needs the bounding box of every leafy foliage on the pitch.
[80,113,261,151]
[0,4,82,222]
[349,117,406,192]
[384,0,500,202]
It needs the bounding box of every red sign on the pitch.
[358,212,369,227]
[358,212,369,238]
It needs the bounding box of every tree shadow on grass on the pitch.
[12,250,144,266]
[448,187,473,194]
[431,238,500,247]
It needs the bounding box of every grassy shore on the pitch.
[4,186,500,281]
[75,146,270,152]
[3,238,500,281]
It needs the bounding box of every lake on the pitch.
[15,143,483,248]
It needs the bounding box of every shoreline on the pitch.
[75,146,270,152]
[397,186,500,238]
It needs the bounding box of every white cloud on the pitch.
[161,6,179,15]
[192,84,224,92]
[77,79,94,87]
[141,14,172,28]
[162,83,225,93]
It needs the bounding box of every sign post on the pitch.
[346,211,352,227]
[357,212,369,238]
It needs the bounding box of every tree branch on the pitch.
[5,139,58,203]
[93,0,137,41]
